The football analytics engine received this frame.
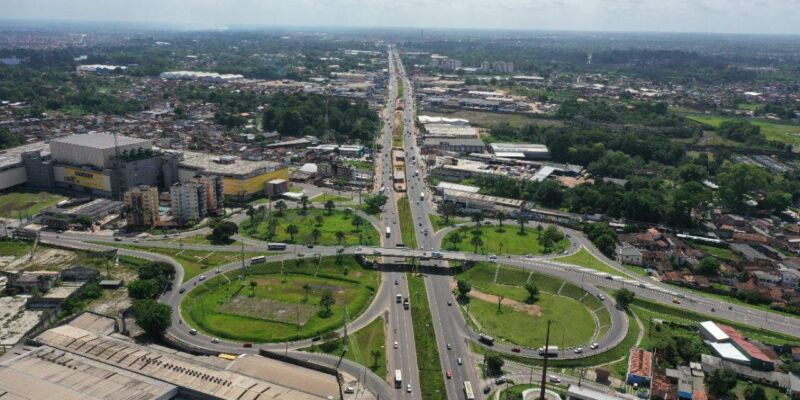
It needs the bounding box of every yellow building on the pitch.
[123,185,160,227]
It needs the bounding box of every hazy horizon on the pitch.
[2,0,800,35]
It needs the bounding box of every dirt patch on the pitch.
[1,248,78,273]
[448,278,544,318]
[218,296,317,325]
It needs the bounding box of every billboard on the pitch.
[223,168,289,196]
[58,166,111,191]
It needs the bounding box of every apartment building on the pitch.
[170,181,207,224]
[123,185,160,227]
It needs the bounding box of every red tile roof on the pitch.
[628,348,653,378]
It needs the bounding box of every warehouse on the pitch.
[169,150,289,200]
[489,142,550,159]
[0,141,50,192]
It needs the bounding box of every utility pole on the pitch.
[539,319,551,400]
[241,239,246,277]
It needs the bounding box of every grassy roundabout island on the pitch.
[181,255,379,342]
[458,263,610,349]
[240,208,380,246]
[443,223,569,255]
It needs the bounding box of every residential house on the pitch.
[617,243,644,266]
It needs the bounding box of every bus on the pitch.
[538,346,560,357]
[386,227,392,238]
[463,381,475,400]
[267,243,287,250]
[394,369,402,388]
[250,256,266,265]
[479,334,495,346]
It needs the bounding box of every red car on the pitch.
[446,370,452,379]
[243,342,253,348]
[511,347,521,353]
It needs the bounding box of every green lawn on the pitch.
[408,273,447,400]
[424,110,563,129]
[305,316,387,378]
[459,264,600,349]
[311,193,353,203]
[392,112,404,148]
[240,208,379,247]
[110,244,265,282]
[734,381,789,400]
[687,114,800,146]
[553,248,624,276]
[181,256,378,343]
[0,239,33,257]
[695,243,742,263]
[0,190,67,218]
[397,195,416,247]
[167,234,238,246]
[343,159,373,172]
[429,214,468,232]
[442,225,568,255]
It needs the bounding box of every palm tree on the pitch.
[314,215,324,226]
[536,224,543,239]
[352,216,363,232]
[497,212,505,231]
[311,228,322,243]
[275,200,287,216]
[449,232,463,250]
[285,224,299,241]
[249,280,258,297]
[324,200,336,215]
[470,235,483,253]
[302,283,311,303]
[343,207,353,219]
[335,230,345,245]
[300,195,309,213]
[517,213,526,234]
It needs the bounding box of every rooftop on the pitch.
[708,342,750,363]
[51,133,150,150]
[628,348,653,378]
[718,324,774,364]
[0,141,49,170]
[700,321,730,342]
[167,149,282,178]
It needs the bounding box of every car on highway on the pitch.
[590,342,599,350]
[394,341,399,349]
[198,275,207,281]
[446,370,452,379]
[446,343,452,350]
[344,387,355,394]
[549,375,561,383]
[243,342,252,348]
[511,347,521,353]
[395,279,399,285]
[447,300,452,306]
[598,294,605,300]
[574,347,583,354]
[373,250,382,255]
[179,287,186,294]
[211,338,220,343]
[406,384,411,393]
[494,377,506,384]
[457,357,462,365]
[214,268,222,274]
[189,329,197,335]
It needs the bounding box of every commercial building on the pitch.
[1,313,343,400]
[159,70,243,82]
[480,61,515,73]
[421,137,486,155]
[700,321,777,371]
[430,55,462,71]
[440,188,525,214]
[169,150,288,201]
[123,185,160,227]
[170,181,207,224]
[76,64,127,74]
[627,348,653,386]
[489,142,551,159]
[189,174,224,215]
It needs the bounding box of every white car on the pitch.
[198,275,207,281]
[406,384,412,393]
[590,342,599,350]
[457,357,462,365]
[549,375,561,383]
[211,338,220,343]
[214,268,222,274]
[574,347,583,354]
[394,341,399,349]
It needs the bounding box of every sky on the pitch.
[3,0,800,35]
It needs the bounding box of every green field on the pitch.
[734,381,789,400]
[343,160,373,172]
[695,243,742,263]
[304,316,388,378]
[408,273,447,400]
[429,214,469,232]
[182,256,378,343]
[459,263,601,349]
[240,208,379,246]
[110,244,265,282]
[424,110,563,129]
[0,239,33,257]
[397,195,416,247]
[443,225,568,255]
[0,190,67,218]
[311,193,353,203]
[167,234,238,246]
[687,114,800,146]
[553,248,624,276]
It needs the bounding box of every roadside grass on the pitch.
[304,316,387,378]
[408,273,447,400]
[311,193,353,203]
[424,110,563,129]
[167,234,238,246]
[734,381,789,400]
[631,297,799,345]
[0,238,33,257]
[0,190,66,218]
[397,78,404,98]
[686,114,800,146]
[429,214,468,232]
[181,256,378,343]
[552,248,624,276]
[397,195,416,247]
[442,225,568,255]
[240,208,379,247]
[459,263,602,349]
[392,112,404,148]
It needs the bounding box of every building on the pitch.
[440,188,525,214]
[266,179,290,198]
[421,137,486,155]
[5,271,60,294]
[435,181,480,195]
[430,55,462,71]
[189,175,224,215]
[489,143,551,159]
[76,64,127,74]
[168,150,288,201]
[160,70,243,82]
[700,321,776,371]
[567,385,638,400]
[0,313,343,400]
[123,185,160,227]
[617,243,644,266]
[170,181,207,224]
[481,60,515,73]
[666,365,706,400]
[627,348,653,386]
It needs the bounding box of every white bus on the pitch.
[394,369,402,388]
[463,381,475,400]
[250,256,266,265]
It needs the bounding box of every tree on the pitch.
[614,288,636,311]
[525,283,539,304]
[363,193,388,214]
[335,230,345,245]
[441,202,457,225]
[449,232,463,250]
[705,368,737,399]
[743,384,768,400]
[314,214,324,226]
[697,257,720,276]
[485,355,504,376]
[497,212,505,231]
[249,280,258,297]
[210,221,238,243]
[352,216,364,232]
[128,279,160,300]
[285,224,299,241]
[302,283,311,303]
[324,200,336,215]
[132,299,171,338]
[472,212,483,229]
[456,279,471,300]
[319,290,336,318]
[517,213,526,234]
[275,200,287,216]
[300,195,309,213]
[311,228,322,243]
[541,225,565,252]
[536,224,543,239]
[470,235,483,253]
